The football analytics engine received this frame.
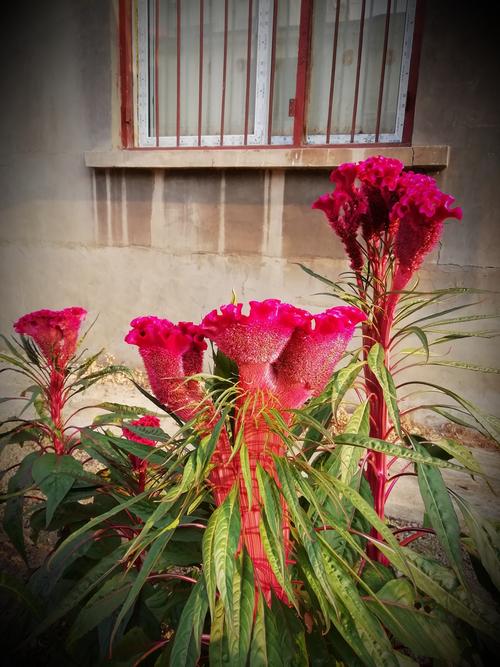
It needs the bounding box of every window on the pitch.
[123,0,422,148]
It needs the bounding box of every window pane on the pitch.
[152,0,258,142]
[307,0,410,140]
[270,0,301,138]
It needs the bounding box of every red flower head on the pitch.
[125,316,207,420]
[312,163,365,271]
[356,156,404,241]
[390,171,462,290]
[275,305,366,408]
[201,299,310,389]
[14,307,87,367]
[122,415,161,472]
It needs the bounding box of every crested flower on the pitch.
[313,156,462,288]
[14,307,87,368]
[122,415,161,473]
[312,164,365,271]
[201,299,310,390]
[391,171,463,290]
[126,314,235,505]
[275,305,366,408]
[125,316,206,421]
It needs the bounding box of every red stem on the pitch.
[399,530,435,547]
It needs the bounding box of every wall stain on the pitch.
[125,170,153,247]
[94,168,108,246]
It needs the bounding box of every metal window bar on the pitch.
[155,0,160,146]
[220,0,229,144]
[375,0,392,141]
[176,0,181,145]
[267,0,279,145]
[244,0,254,145]
[350,0,366,143]
[131,0,421,149]
[325,0,341,145]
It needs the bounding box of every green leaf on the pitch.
[111,527,177,646]
[393,326,430,360]
[0,572,42,616]
[400,380,500,444]
[377,545,499,639]
[239,443,252,508]
[249,594,285,667]
[339,402,370,488]
[170,577,208,667]
[331,361,365,416]
[29,543,127,641]
[452,493,500,591]
[202,486,240,620]
[366,579,461,661]
[130,380,184,426]
[367,344,401,436]
[426,359,500,374]
[32,453,84,526]
[3,451,38,561]
[209,598,228,666]
[81,428,169,466]
[319,539,399,667]
[414,440,466,583]
[122,422,171,442]
[227,550,255,667]
[68,571,136,644]
[334,433,464,470]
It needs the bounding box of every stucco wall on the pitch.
[0,1,498,415]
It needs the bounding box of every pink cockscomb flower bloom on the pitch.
[313,156,462,288]
[14,307,87,368]
[276,305,366,409]
[201,299,310,390]
[126,315,235,505]
[312,163,365,271]
[122,415,161,472]
[390,171,463,291]
[125,316,206,421]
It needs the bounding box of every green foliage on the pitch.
[1,270,499,665]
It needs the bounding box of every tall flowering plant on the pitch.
[125,301,365,605]
[312,158,467,553]
[0,307,130,549]
[306,157,500,646]
[13,307,87,454]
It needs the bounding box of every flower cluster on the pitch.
[14,307,87,368]
[312,156,462,288]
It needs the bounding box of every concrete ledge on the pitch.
[84,145,449,170]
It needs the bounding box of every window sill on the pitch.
[84,145,449,170]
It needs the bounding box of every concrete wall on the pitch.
[0,1,498,415]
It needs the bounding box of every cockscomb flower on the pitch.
[201,299,310,390]
[14,307,87,368]
[126,315,235,504]
[356,155,403,196]
[313,156,462,286]
[391,171,463,290]
[122,415,161,473]
[275,305,366,408]
[312,165,365,271]
[125,316,206,421]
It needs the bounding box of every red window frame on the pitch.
[118,0,425,150]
